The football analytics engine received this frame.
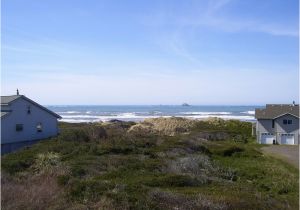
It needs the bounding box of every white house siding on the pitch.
[1,98,59,145]
[256,119,274,144]
[256,115,299,145]
[274,115,299,145]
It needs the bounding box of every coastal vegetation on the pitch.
[1,118,299,210]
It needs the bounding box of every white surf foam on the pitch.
[241,111,255,115]
[186,115,255,121]
[58,111,81,114]
[59,118,102,123]
[59,113,255,123]
[60,115,101,119]
[181,112,232,115]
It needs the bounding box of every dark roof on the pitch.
[1,95,61,119]
[1,111,10,117]
[1,95,22,105]
[255,104,299,119]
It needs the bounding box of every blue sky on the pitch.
[2,0,299,105]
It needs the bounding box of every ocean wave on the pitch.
[185,115,255,121]
[241,111,255,115]
[60,115,101,119]
[59,119,102,123]
[180,112,232,115]
[59,114,255,123]
[119,112,137,117]
[59,115,169,123]
[58,111,81,114]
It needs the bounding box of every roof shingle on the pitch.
[1,95,22,104]
[255,104,299,119]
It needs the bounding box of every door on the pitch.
[260,133,274,144]
[281,134,294,145]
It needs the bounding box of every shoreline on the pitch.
[59,116,256,124]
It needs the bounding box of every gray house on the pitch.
[1,94,61,154]
[255,103,299,145]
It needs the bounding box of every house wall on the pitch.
[275,115,299,144]
[256,114,299,144]
[1,98,59,145]
[256,119,274,133]
[256,119,274,143]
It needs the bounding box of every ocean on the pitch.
[46,105,262,123]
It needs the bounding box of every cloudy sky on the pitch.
[2,0,299,105]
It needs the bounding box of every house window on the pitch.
[283,119,287,125]
[37,123,43,132]
[27,106,31,114]
[288,120,292,124]
[16,124,23,131]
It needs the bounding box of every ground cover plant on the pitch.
[1,118,299,210]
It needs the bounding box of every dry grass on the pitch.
[1,152,70,210]
[1,172,64,210]
[2,120,297,209]
[149,189,228,210]
[128,117,197,136]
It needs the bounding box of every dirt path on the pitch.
[261,145,299,169]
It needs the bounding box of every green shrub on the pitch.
[217,167,238,181]
[2,151,36,174]
[57,174,71,186]
[59,129,89,142]
[68,179,114,202]
[71,166,86,178]
[144,174,205,187]
[278,186,290,194]
[222,146,244,157]
[34,152,60,171]
[259,183,271,191]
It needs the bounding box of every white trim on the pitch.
[273,113,299,119]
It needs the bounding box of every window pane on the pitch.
[288,120,292,124]
[16,124,23,131]
[283,120,287,124]
[37,123,43,132]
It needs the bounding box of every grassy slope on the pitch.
[1,119,299,210]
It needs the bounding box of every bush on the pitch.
[85,125,107,140]
[144,174,204,187]
[217,167,237,181]
[68,179,114,202]
[71,166,86,178]
[2,151,36,175]
[59,129,89,142]
[59,125,108,143]
[148,189,228,210]
[57,175,71,186]
[32,152,61,174]
[2,158,33,175]
[164,154,214,177]
[128,117,197,136]
[222,146,244,157]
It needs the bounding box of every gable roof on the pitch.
[1,95,61,119]
[255,104,299,119]
[1,95,22,105]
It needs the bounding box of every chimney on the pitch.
[17,89,19,95]
[292,101,295,106]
